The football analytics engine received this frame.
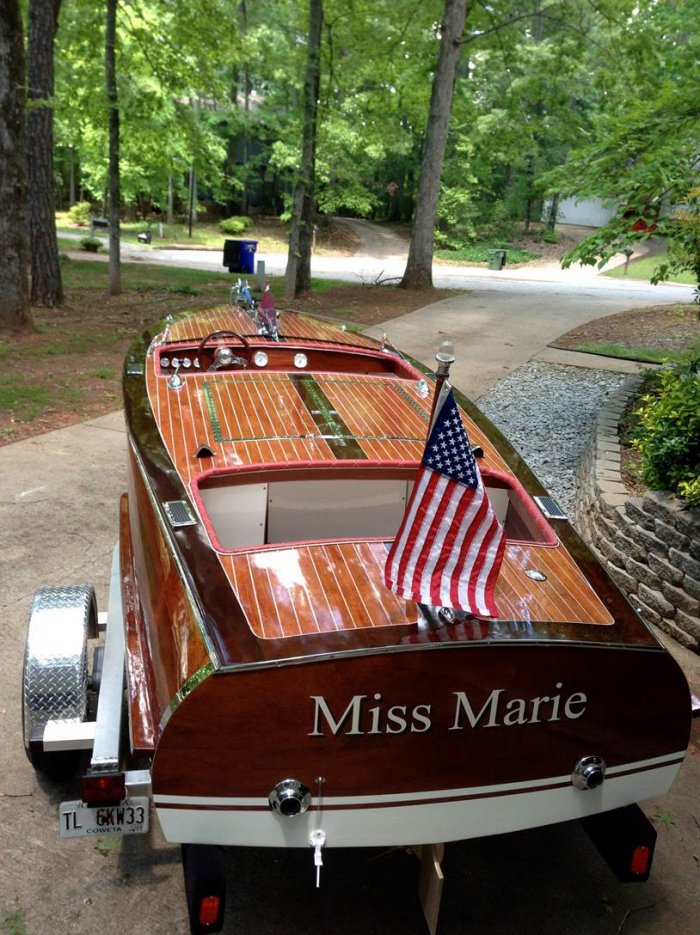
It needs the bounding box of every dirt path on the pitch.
[331,217,409,258]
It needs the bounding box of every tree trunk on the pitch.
[167,175,174,224]
[69,148,77,206]
[105,0,120,295]
[240,0,250,216]
[188,164,196,237]
[401,0,468,290]
[28,0,63,307]
[284,0,323,299]
[523,5,544,235]
[0,0,32,331]
[546,192,560,231]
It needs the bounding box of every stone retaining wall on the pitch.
[575,375,700,652]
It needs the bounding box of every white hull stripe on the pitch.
[153,749,686,811]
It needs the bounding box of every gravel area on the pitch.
[478,361,626,517]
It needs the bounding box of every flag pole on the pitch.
[429,339,455,427]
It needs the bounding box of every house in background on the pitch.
[546,196,616,228]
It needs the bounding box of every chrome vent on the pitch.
[125,359,145,376]
[163,500,197,528]
[533,495,567,520]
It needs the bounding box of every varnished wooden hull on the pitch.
[119,305,692,847]
[149,644,689,847]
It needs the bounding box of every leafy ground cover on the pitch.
[435,242,540,264]
[0,259,459,446]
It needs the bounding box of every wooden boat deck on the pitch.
[225,540,613,640]
[147,367,504,474]
[144,313,614,641]
[165,305,381,349]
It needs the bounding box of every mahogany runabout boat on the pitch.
[22,299,695,933]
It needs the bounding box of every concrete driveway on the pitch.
[1,243,698,934]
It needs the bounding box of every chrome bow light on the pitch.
[269,779,311,817]
[435,338,455,375]
[572,755,606,790]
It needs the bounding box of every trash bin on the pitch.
[488,249,507,270]
[223,239,258,274]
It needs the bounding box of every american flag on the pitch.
[384,388,505,617]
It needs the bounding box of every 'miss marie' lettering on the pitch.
[308,694,432,737]
[450,684,587,730]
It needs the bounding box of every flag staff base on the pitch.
[429,339,455,426]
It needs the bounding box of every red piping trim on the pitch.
[192,462,557,554]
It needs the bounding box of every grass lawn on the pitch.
[551,303,699,365]
[568,339,700,365]
[55,213,356,255]
[56,211,288,251]
[604,253,696,285]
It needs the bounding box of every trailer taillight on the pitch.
[198,895,221,927]
[182,844,227,933]
[630,845,652,876]
[82,771,125,806]
[580,804,657,883]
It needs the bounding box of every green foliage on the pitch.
[79,237,102,252]
[48,0,688,262]
[630,358,700,506]
[653,187,700,301]
[95,836,122,856]
[570,342,697,366]
[317,181,378,218]
[0,376,51,422]
[1,910,26,935]
[435,241,540,264]
[544,2,700,284]
[652,809,677,829]
[219,216,254,235]
[677,477,700,510]
[67,201,92,226]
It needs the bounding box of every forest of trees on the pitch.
[1,0,698,326]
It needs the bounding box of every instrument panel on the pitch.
[157,344,416,378]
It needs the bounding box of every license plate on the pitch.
[59,797,149,839]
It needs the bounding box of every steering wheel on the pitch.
[197,329,250,357]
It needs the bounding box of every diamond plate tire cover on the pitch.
[22,585,97,749]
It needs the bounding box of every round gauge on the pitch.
[253,350,269,368]
[171,357,180,368]
[161,357,170,368]
[293,352,308,369]
[182,357,192,368]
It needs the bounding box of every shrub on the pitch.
[677,477,700,510]
[79,237,102,253]
[219,216,253,235]
[68,201,93,226]
[630,356,700,506]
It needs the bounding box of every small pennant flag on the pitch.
[384,388,505,617]
[258,287,277,333]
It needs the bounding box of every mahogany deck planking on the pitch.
[144,321,614,648]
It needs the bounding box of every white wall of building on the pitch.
[550,197,616,227]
